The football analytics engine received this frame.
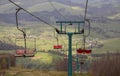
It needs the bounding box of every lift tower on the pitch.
[55,20,90,76]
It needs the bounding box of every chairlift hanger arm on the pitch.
[83,0,90,37]
[15,8,27,56]
[84,19,90,38]
[15,8,22,30]
[15,8,26,38]
[82,0,90,50]
[53,30,59,46]
[82,19,90,49]
[82,0,90,39]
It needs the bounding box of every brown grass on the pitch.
[89,52,120,76]
[0,53,16,70]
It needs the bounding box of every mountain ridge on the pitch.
[0,0,120,39]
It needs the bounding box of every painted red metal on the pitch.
[77,48,92,54]
[54,45,62,49]
[16,49,24,55]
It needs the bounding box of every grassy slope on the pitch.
[0,22,120,53]
[101,38,120,52]
[10,52,89,76]
[90,21,120,38]
[0,24,119,76]
[93,38,120,54]
[25,21,120,51]
[4,67,89,76]
[5,67,68,76]
[108,13,120,19]
[15,52,63,70]
[16,52,63,65]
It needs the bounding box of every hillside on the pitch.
[0,0,120,39]
[4,67,89,76]
[0,0,120,52]
[0,0,120,22]
[0,23,120,53]
[0,1,120,75]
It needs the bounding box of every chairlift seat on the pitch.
[77,49,92,54]
[15,49,36,57]
[26,49,36,54]
[85,49,92,54]
[54,45,62,49]
[77,49,84,54]
[16,49,25,55]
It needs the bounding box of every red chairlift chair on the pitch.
[77,19,91,54]
[53,45,62,49]
[53,30,62,49]
[15,38,37,57]
[77,48,92,54]
[16,49,25,55]
[14,8,37,57]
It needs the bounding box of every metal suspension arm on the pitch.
[83,19,90,49]
[16,8,22,30]
[15,8,27,55]
[85,19,90,38]
[16,8,26,38]
[82,0,90,49]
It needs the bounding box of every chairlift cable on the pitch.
[47,0,69,20]
[84,0,89,20]
[8,0,57,29]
